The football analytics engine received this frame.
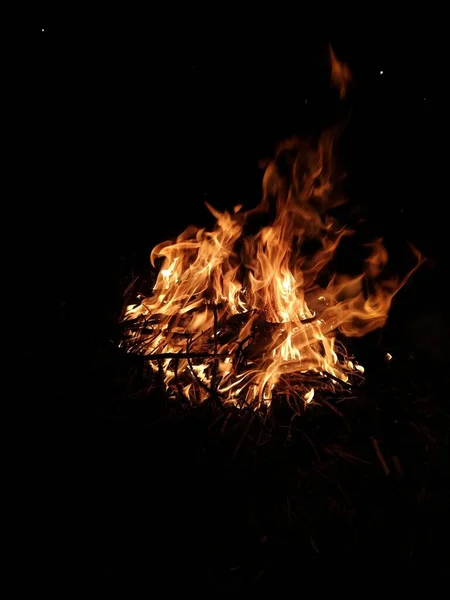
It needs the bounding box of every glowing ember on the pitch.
[304,388,315,404]
[122,50,422,409]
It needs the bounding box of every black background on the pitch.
[22,16,447,589]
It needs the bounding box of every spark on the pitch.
[385,352,392,361]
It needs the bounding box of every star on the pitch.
[379,70,384,75]
[42,28,44,32]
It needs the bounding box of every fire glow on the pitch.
[122,50,422,410]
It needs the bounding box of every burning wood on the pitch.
[121,50,422,410]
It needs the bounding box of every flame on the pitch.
[329,45,352,99]
[123,58,422,410]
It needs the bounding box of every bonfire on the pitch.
[121,48,422,410]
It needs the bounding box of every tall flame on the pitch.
[123,53,422,410]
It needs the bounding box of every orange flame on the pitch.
[329,45,352,99]
[123,62,421,410]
